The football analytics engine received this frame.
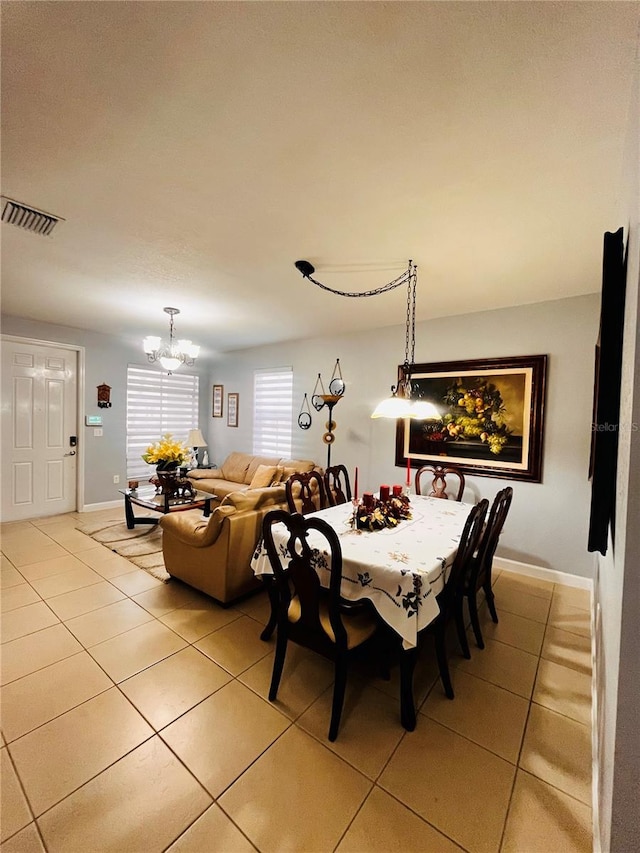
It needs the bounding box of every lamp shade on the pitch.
[159,355,181,372]
[186,428,207,448]
[371,394,416,419]
[411,400,442,420]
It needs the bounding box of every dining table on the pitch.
[251,493,474,730]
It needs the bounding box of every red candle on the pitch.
[393,484,403,497]
[406,455,411,486]
[354,466,358,501]
[380,484,390,502]
[363,492,374,509]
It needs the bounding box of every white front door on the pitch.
[1,339,78,521]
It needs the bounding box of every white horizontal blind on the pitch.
[253,367,293,458]
[126,366,199,480]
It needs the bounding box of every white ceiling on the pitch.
[1,2,638,356]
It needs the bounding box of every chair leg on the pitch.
[468,591,485,650]
[268,625,288,701]
[454,597,471,659]
[260,581,279,641]
[329,656,348,742]
[435,623,454,700]
[399,646,418,731]
[485,583,499,624]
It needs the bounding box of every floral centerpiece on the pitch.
[141,433,188,471]
[351,494,412,532]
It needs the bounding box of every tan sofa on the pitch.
[160,452,318,604]
[187,451,317,501]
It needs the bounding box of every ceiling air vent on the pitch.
[1,196,65,236]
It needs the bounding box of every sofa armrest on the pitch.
[188,468,223,480]
[160,505,236,547]
[220,485,286,512]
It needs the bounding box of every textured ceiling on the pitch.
[1,1,638,356]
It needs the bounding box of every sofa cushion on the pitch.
[244,455,281,485]
[187,476,249,499]
[248,464,279,489]
[220,452,254,483]
[273,459,318,483]
[279,458,316,473]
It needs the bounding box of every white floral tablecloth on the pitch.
[251,494,474,649]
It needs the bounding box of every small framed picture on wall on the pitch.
[212,385,224,418]
[227,393,239,428]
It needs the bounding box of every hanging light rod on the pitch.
[294,259,412,298]
[294,258,441,421]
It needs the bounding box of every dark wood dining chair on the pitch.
[285,470,328,515]
[417,498,488,700]
[324,464,352,506]
[460,486,513,649]
[415,464,466,501]
[262,509,379,741]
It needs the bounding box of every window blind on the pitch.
[253,367,293,458]
[126,365,199,480]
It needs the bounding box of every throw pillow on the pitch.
[248,464,278,489]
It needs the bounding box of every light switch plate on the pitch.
[93,428,103,437]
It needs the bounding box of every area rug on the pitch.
[77,517,170,581]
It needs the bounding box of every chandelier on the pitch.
[294,259,440,420]
[143,307,200,373]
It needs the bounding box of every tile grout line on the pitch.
[2,519,593,852]
[496,581,556,853]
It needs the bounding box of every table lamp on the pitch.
[186,428,208,468]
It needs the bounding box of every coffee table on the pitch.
[119,485,214,529]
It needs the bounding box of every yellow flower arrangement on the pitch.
[141,433,188,469]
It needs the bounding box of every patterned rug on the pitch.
[77,516,170,581]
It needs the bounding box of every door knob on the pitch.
[64,450,76,457]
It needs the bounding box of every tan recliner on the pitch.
[159,486,289,605]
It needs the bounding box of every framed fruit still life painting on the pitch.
[395,355,547,482]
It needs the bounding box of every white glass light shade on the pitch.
[143,336,161,354]
[186,428,207,448]
[411,400,442,420]
[159,355,181,371]
[371,394,416,419]
[178,340,200,358]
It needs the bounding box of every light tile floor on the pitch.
[1,510,593,852]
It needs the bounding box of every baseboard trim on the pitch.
[493,557,593,590]
[591,600,601,853]
[79,500,122,513]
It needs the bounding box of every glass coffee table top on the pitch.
[119,485,216,528]
[119,485,213,511]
